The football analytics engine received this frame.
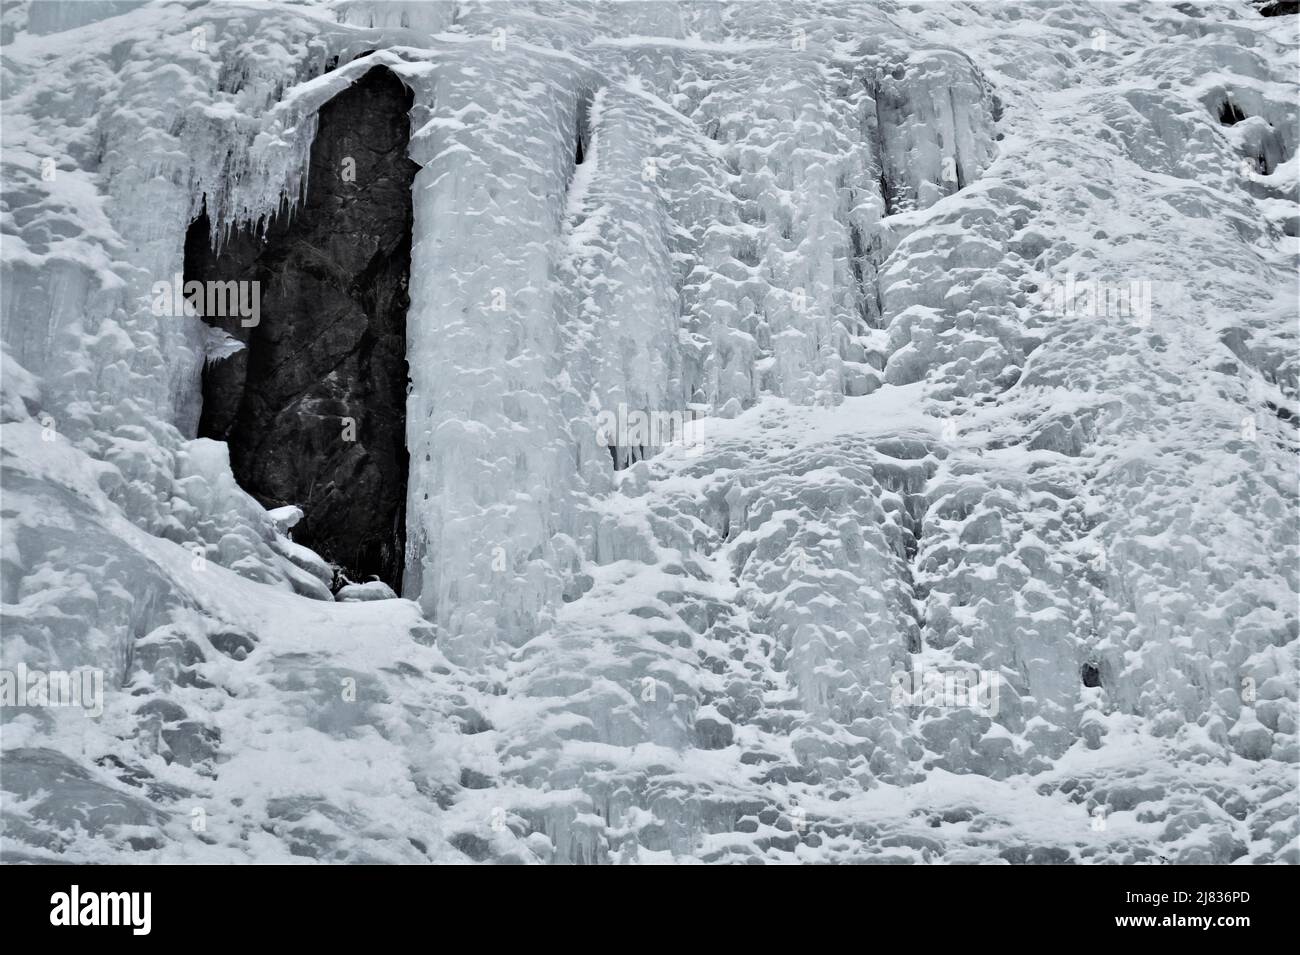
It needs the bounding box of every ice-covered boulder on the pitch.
[335,581,399,602]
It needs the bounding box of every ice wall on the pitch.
[403,4,1003,663]
[2,0,1296,864]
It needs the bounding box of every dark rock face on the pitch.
[188,67,417,592]
[1251,1,1298,16]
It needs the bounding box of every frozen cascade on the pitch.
[0,0,1296,864]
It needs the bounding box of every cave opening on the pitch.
[1219,98,1246,125]
[573,91,592,168]
[186,66,418,593]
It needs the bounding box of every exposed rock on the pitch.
[1,748,165,843]
[694,706,735,750]
[189,66,417,592]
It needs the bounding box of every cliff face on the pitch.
[190,66,415,591]
[0,1,1296,864]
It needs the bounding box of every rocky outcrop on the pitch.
[189,66,416,592]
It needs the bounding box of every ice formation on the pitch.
[1,0,1296,863]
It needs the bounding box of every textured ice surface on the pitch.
[1,0,1297,863]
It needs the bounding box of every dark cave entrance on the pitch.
[574,92,591,167]
[186,66,417,593]
[1219,98,1246,126]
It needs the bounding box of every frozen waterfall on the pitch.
[0,0,1296,865]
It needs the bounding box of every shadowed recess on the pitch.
[187,66,417,592]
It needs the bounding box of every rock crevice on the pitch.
[188,66,417,592]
